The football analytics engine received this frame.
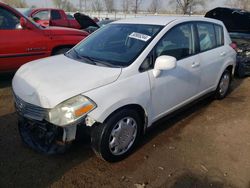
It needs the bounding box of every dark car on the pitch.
[205,7,250,77]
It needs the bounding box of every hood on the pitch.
[12,55,122,108]
[205,7,250,33]
[74,12,99,29]
[45,26,89,36]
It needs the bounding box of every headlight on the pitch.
[45,95,96,126]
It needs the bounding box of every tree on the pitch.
[171,0,205,14]
[226,0,250,10]
[148,0,161,13]
[52,0,64,9]
[2,0,27,8]
[92,0,103,13]
[52,0,76,11]
[131,0,142,14]
[122,0,130,13]
[104,0,114,13]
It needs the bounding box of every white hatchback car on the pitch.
[12,16,236,162]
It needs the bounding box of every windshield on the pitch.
[66,23,163,67]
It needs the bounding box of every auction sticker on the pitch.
[129,32,151,42]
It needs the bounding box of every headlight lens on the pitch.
[45,95,96,126]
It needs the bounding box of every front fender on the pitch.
[83,72,151,124]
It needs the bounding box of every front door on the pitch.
[148,23,201,121]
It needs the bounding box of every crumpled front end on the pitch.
[14,92,82,154]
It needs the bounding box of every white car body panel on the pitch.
[12,55,121,108]
[12,16,236,130]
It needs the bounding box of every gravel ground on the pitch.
[0,73,250,188]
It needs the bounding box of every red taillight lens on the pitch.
[230,42,237,51]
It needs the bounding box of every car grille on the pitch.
[14,94,47,121]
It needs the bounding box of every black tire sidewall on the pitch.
[215,69,231,99]
[91,109,142,162]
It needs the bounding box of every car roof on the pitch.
[114,16,221,26]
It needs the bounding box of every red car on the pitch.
[0,2,90,72]
[23,8,81,29]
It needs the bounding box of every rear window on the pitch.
[51,10,61,20]
[197,23,216,52]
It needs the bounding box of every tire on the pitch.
[18,119,71,155]
[91,109,142,162]
[215,69,231,100]
[53,47,71,55]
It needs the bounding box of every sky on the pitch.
[25,0,229,12]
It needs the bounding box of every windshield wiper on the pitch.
[70,49,97,65]
[69,49,121,68]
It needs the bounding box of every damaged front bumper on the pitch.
[14,94,89,154]
[18,115,80,154]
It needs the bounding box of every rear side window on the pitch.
[197,23,216,52]
[214,25,224,46]
[51,10,61,20]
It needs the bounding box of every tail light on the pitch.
[230,42,237,51]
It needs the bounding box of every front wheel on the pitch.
[91,109,142,162]
[215,69,231,100]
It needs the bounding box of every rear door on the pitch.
[196,22,226,92]
[0,7,48,72]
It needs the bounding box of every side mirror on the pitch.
[153,55,177,77]
[20,17,31,29]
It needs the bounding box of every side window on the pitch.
[51,10,61,20]
[155,23,195,61]
[33,10,49,20]
[214,24,224,47]
[197,23,216,52]
[0,7,20,30]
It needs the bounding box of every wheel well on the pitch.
[104,104,147,133]
[226,65,233,77]
[51,45,73,55]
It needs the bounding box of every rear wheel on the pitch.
[215,69,231,99]
[91,109,142,162]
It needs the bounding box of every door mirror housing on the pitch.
[20,17,32,29]
[153,55,177,77]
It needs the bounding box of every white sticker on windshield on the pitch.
[129,32,151,42]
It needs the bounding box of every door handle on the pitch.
[191,62,200,68]
[220,52,226,56]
